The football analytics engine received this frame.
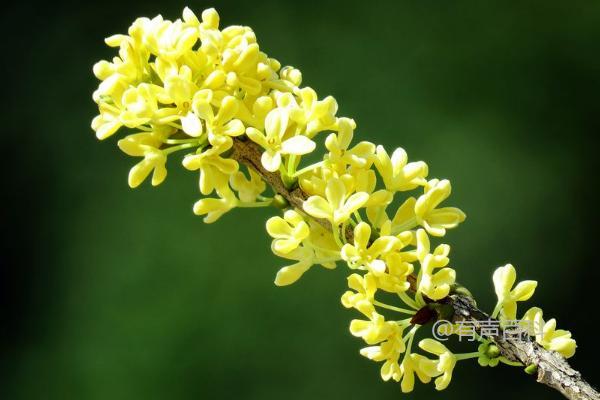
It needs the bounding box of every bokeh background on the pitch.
[2,1,599,399]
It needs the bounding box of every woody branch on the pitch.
[231,135,599,400]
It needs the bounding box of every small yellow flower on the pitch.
[266,210,310,254]
[184,90,245,140]
[285,87,338,137]
[272,246,314,286]
[374,145,428,191]
[119,83,162,128]
[297,165,336,197]
[355,169,393,209]
[418,338,457,391]
[415,179,466,237]
[350,303,396,345]
[493,264,537,321]
[92,41,145,84]
[136,15,199,60]
[92,102,123,140]
[415,229,455,300]
[305,220,340,268]
[229,168,266,202]
[246,108,316,172]
[192,183,238,223]
[360,325,406,382]
[129,149,167,188]
[117,130,172,188]
[303,178,369,225]
[93,72,129,106]
[325,117,375,172]
[372,252,414,294]
[158,63,199,107]
[341,222,400,274]
[341,273,377,308]
[522,307,576,358]
[182,136,239,195]
[378,196,418,235]
[398,354,433,392]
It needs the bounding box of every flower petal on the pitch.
[274,260,312,286]
[265,108,289,139]
[261,150,281,172]
[281,135,316,155]
[303,196,333,220]
[181,111,203,137]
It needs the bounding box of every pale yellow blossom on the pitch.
[266,210,310,254]
[341,222,400,274]
[182,136,238,195]
[493,264,537,321]
[418,339,457,391]
[522,307,576,358]
[303,178,369,225]
[246,108,316,172]
[415,179,466,237]
[229,168,266,202]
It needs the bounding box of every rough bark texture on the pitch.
[230,135,599,400]
[446,295,599,400]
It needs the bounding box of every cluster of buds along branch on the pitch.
[92,7,576,393]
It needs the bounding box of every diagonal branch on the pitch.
[230,135,599,400]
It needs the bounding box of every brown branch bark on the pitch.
[445,295,599,400]
[230,135,599,400]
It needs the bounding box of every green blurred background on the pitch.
[2,1,599,399]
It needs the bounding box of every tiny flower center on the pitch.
[267,137,281,150]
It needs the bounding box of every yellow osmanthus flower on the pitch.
[492,264,537,321]
[119,83,162,128]
[354,169,394,209]
[93,7,575,395]
[522,307,576,358]
[349,302,397,345]
[184,91,245,140]
[272,246,315,286]
[303,178,369,226]
[341,273,377,308]
[418,339,457,391]
[182,136,238,195]
[415,179,466,237]
[246,108,316,172]
[341,222,400,274]
[398,354,434,393]
[277,87,338,137]
[324,117,375,173]
[117,128,173,187]
[374,145,428,192]
[415,229,455,300]
[266,210,310,254]
[229,169,266,203]
[192,182,238,223]
[359,325,407,382]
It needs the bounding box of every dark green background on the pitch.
[3,1,598,399]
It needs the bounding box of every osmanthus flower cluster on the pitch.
[92,7,577,394]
